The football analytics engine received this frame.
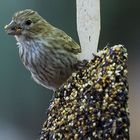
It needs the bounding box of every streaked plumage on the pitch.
[5,9,81,90]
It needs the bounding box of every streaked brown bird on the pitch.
[5,9,81,91]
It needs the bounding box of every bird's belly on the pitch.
[30,64,73,90]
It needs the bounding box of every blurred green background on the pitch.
[0,0,139,140]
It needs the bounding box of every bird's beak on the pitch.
[4,20,22,35]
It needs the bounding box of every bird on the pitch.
[5,9,81,91]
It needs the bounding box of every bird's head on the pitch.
[5,9,49,38]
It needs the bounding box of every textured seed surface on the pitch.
[40,45,129,140]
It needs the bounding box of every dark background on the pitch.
[0,0,139,139]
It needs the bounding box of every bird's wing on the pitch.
[46,28,81,54]
[57,30,81,54]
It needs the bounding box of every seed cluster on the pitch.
[40,45,129,140]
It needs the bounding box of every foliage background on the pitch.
[0,0,139,139]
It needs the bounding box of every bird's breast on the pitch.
[17,39,78,89]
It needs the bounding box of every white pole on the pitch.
[76,0,100,60]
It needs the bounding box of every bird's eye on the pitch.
[25,20,32,26]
